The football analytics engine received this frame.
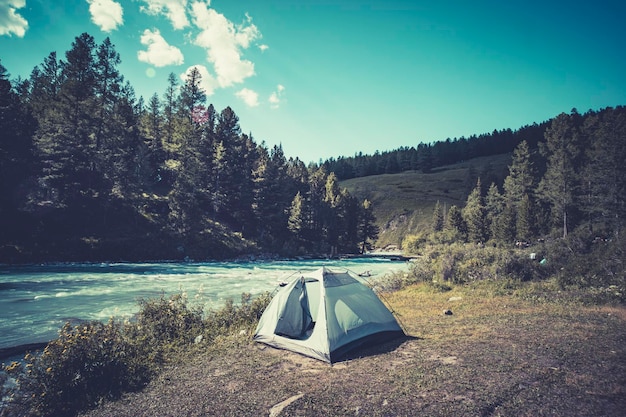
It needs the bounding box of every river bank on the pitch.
[79,281,626,417]
[0,257,411,356]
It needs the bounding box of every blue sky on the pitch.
[1,0,625,163]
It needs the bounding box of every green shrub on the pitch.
[2,320,153,417]
[134,293,205,349]
[540,230,625,300]
[398,243,545,288]
[204,292,271,336]
[1,291,272,417]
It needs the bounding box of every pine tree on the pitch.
[93,37,122,153]
[584,107,626,239]
[432,200,444,232]
[503,140,535,206]
[307,167,328,246]
[537,112,583,237]
[358,199,379,253]
[485,182,504,241]
[28,52,62,115]
[462,178,487,243]
[492,204,516,244]
[163,72,178,147]
[446,205,466,241]
[339,190,359,253]
[288,191,304,239]
[0,62,36,225]
[516,193,533,241]
[35,33,100,205]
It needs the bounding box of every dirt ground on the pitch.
[80,285,626,417]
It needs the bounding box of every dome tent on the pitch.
[253,267,404,363]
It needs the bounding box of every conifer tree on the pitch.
[35,33,100,205]
[583,107,626,239]
[516,193,534,241]
[358,199,379,253]
[446,205,466,241]
[537,112,582,237]
[462,178,487,243]
[503,140,535,206]
[307,167,328,246]
[168,68,207,234]
[485,182,504,240]
[336,188,359,253]
[432,200,444,232]
[163,72,178,147]
[0,62,36,226]
[288,191,304,239]
[492,204,516,244]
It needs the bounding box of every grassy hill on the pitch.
[341,153,513,249]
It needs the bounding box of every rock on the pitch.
[443,309,453,315]
[447,296,463,302]
[194,335,203,344]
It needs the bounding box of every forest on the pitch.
[408,103,626,249]
[0,33,381,263]
[1,32,626,263]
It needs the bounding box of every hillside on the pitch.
[342,153,513,249]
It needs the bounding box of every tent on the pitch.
[253,267,404,363]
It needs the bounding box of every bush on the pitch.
[540,229,625,300]
[1,291,272,417]
[391,243,545,290]
[134,293,205,349]
[204,292,271,336]
[2,320,154,417]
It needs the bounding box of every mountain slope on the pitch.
[341,153,513,248]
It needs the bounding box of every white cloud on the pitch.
[258,44,269,52]
[138,29,184,67]
[0,0,28,37]
[191,1,261,88]
[269,84,285,109]
[86,0,123,32]
[140,0,189,30]
[181,64,218,96]
[236,88,259,107]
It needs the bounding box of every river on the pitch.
[0,257,410,352]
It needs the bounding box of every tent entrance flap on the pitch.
[274,277,315,339]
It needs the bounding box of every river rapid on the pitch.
[0,257,409,352]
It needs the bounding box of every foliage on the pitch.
[401,243,545,287]
[0,292,271,417]
[1,320,154,417]
[322,123,548,180]
[1,34,377,262]
[540,230,626,298]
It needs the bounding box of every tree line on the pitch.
[415,107,626,247]
[321,120,550,180]
[0,33,378,262]
[1,32,624,263]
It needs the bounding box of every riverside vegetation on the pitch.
[1,237,624,416]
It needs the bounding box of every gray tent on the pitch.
[253,267,404,363]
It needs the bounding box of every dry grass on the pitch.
[80,282,626,417]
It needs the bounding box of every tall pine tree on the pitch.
[537,112,583,238]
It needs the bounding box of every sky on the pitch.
[1,0,625,164]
